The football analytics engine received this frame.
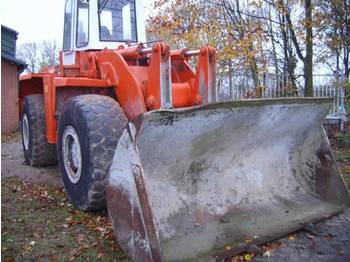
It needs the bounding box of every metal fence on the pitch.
[218,74,347,129]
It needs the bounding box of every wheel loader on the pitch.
[19,0,350,261]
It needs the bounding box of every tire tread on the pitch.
[58,95,127,211]
[22,95,57,166]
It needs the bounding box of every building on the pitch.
[1,25,26,134]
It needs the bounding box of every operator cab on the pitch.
[62,0,146,63]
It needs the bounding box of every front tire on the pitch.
[57,95,127,211]
[21,94,57,166]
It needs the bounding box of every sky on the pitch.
[1,0,66,45]
[0,0,153,47]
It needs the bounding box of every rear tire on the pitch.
[57,95,128,211]
[21,94,57,166]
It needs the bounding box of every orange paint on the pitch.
[19,43,217,144]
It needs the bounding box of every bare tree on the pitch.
[17,40,59,73]
[17,42,40,73]
[273,0,314,96]
[39,40,60,71]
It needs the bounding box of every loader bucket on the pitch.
[107,98,350,262]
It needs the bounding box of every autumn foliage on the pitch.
[147,0,350,96]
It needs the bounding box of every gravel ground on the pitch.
[253,208,350,261]
[1,133,62,187]
[2,134,350,261]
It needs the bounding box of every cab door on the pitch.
[62,0,76,65]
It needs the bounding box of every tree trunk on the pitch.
[344,48,349,80]
[270,14,279,94]
[228,60,233,98]
[304,0,313,97]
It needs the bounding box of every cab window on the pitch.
[77,0,89,47]
[98,0,137,42]
[63,0,73,50]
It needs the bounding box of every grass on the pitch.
[1,132,21,143]
[1,178,129,261]
[334,132,350,148]
[332,142,350,188]
[330,105,350,188]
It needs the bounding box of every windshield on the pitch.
[98,0,137,42]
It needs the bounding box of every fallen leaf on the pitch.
[69,249,82,261]
[76,234,85,243]
[324,233,333,240]
[263,250,271,258]
[288,235,297,240]
[3,256,15,262]
[22,244,32,254]
[97,252,104,259]
[224,245,232,250]
[229,256,241,262]
[337,248,344,256]
[305,233,314,239]
[244,254,252,261]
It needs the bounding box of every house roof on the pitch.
[1,25,27,70]
[2,52,27,69]
[1,25,18,36]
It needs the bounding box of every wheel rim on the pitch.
[62,126,82,184]
[22,114,29,150]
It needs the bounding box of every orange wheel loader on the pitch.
[19,0,350,261]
